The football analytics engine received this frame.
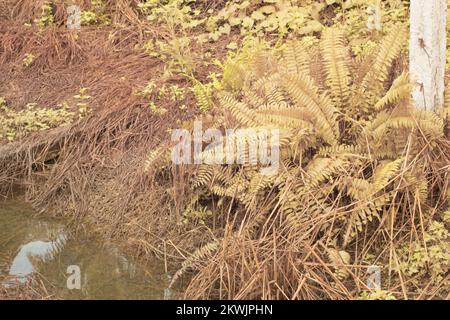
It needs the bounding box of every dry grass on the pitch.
[0,275,54,300]
[0,0,448,301]
[182,142,450,299]
[0,0,222,265]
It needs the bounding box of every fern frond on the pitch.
[321,28,351,106]
[255,112,314,130]
[303,156,348,189]
[318,144,366,157]
[281,73,338,145]
[222,59,247,91]
[362,107,444,150]
[374,72,411,110]
[193,166,216,188]
[411,109,445,137]
[201,127,278,166]
[281,40,311,76]
[243,88,265,109]
[327,248,351,280]
[144,146,170,173]
[220,93,260,127]
[211,184,238,199]
[402,170,429,202]
[169,240,219,289]
[248,172,277,197]
[258,104,315,121]
[346,178,371,200]
[342,193,391,246]
[252,49,278,79]
[361,26,407,95]
[282,189,331,227]
[252,73,281,92]
[193,82,213,113]
[263,82,287,106]
[371,158,403,193]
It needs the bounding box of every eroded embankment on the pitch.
[0,1,220,271]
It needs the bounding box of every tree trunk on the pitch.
[409,0,447,110]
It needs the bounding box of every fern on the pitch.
[321,28,351,106]
[193,166,215,188]
[318,144,365,157]
[327,248,351,280]
[281,73,338,145]
[303,156,348,189]
[144,146,170,172]
[220,93,260,127]
[145,28,446,258]
[362,26,407,93]
[193,82,214,113]
[374,72,411,110]
[281,40,311,77]
[169,240,219,289]
[371,158,403,193]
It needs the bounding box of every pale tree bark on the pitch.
[410,0,447,110]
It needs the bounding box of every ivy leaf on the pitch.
[298,20,323,35]
[226,42,238,50]
[259,5,276,14]
[239,1,251,9]
[209,31,221,41]
[219,23,231,35]
[242,16,254,29]
[251,10,266,21]
[228,17,242,26]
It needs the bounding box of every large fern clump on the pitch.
[146,25,450,300]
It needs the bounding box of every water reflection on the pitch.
[0,199,172,299]
[9,233,66,281]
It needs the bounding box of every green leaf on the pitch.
[251,10,266,21]
[219,23,231,35]
[242,16,254,29]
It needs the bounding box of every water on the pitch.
[0,199,172,299]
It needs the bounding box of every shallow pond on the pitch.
[0,199,172,299]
